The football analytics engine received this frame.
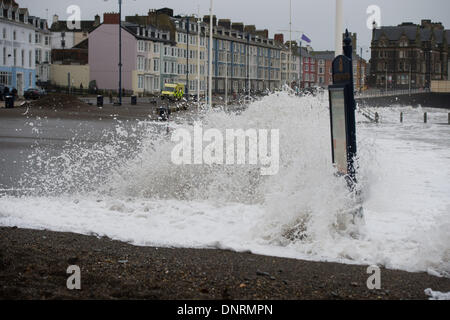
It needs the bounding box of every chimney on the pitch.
[231,22,244,32]
[274,33,284,44]
[104,13,120,25]
[218,19,231,29]
[203,15,217,26]
[244,25,256,34]
[94,14,101,26]
[52,14,59,24]
[255,29,269,39]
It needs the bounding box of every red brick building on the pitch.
[299,47,316,88]
[312,51,334,87]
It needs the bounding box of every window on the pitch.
[13,49,17,66]
[138,75,144,89]
[35,49,41,63]
[153,77,160,90]
[45,36,49,46]
[0,71,12,85]
[29,33,32,43]
[3,47,6,65]
[13,30,16,41]
[137,56,145,71]
[21,49,24,66]
[29,50,32,67]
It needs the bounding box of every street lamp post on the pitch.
[186,17,190,97]
[247,33,250,95]
[208,0,213,108]
[197,15,201,110]
[118,0,123,105]
[225,41,228,106]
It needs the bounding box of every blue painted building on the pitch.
[0,1,44,95]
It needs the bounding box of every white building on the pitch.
[50,14,100,49]
[29,15,51,85]
[0,1,36,95]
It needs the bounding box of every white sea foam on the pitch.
[1,91,449,276]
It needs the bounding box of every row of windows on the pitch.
[0,47,47,67]
[161,61,207,75]
[2,28,49,46]
[304,74,315,82]
[176,33,206,46]
[137,75,161,91]
[137,41,160,53]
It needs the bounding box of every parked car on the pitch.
[0,85,9,101]
[24,88,45,100]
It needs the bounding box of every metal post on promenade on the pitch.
[197,14,201,111]
[208,0,213,109]
[186,16,190,97]
[118,0,123,106]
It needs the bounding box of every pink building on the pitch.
[89,13,136,92]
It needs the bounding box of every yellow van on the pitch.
[161,83,185,100]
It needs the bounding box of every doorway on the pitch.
[16,73,23,97]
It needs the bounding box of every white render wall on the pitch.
[0,19,36,69]
[51,31,75,49]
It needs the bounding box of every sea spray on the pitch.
[2,92,449,276]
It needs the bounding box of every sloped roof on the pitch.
[50,20,97,32]
[122,21,174,44]
[374,25,450,44]
[1,0,19,8]
[373,26,417,41]
[312,50,335,60]
[298,47,313,58]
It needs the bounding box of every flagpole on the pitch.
[299,40,302,88]
[335,0,343,56]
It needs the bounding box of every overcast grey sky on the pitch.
[19,0,450,59]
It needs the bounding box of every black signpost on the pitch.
[329,29,357,189]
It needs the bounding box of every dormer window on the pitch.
[8,9,12,19]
